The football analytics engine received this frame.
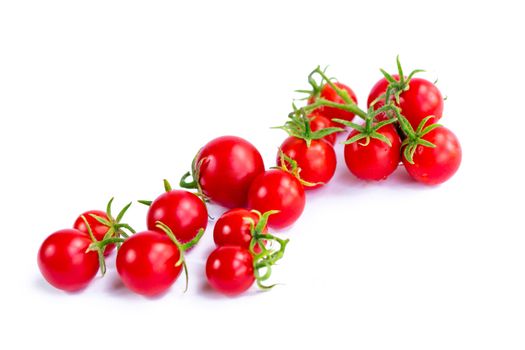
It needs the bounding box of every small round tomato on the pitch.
[308,82,358,124]
[402,126,461,185]
[74,210,114,255]
[278,137,336,189]
[37,229,99,292]
[308,112,337,145]
[116,231,182,296]
[213,208,267,252]
[147,190,207,244]
[206,246,255,296]
[368,75,443,129]
[247,169,305,229]
[193,136,265,208]
[344,124,401,181]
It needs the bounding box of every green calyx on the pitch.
[85,197,135,265]
[245,210,289,290]
[273,105,343,147]
[400,115,442,164]
[139,178,209,208]
[275,149,320,187]
[155,221,205,293]
[295,65,331,101]
[179,151,209,202]
[371,55,425,107]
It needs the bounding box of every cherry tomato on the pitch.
[402,126,461,185]
[308,112,337,145]
[344,124,401,181]
[147,190,207,244]
[278,137,336,189]
[195,136,265,208]
[74,210,114,256]
[308,82,358,124]
[368,75,443,129]
[116,231,182,296]
[247,169,305,229]
[37,229,99,292]
[213,208,266,252]
[206,246,255,296]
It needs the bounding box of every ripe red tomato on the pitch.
[206,246,255,296]
[147,190,207,244]
[247,169,305,229]
[308,82,358,124]
[277,137,336,189]
[116,231,182,296]
[213,208,267,252]
[37,229,99,292]
[344,124,401,181]
[193,136,265,208]
[308,112,337,145]
[74,210,114,255]
[367,75,443,129]
[402,126,461,185]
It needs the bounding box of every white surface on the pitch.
[1,1,524,349]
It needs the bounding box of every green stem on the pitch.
[179,171,198,189]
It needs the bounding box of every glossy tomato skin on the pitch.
[74,210,114,256]
[368,76,443,129]
[344,124,402,181]
[308,82,358,124]
[402,126,461,185]
[213,208,266,251]
[247,169,305,229]
[308,112,337,145]
[196,136,265,208]
[278,137,336,189]
[37,229,99,292]
[206,246,255,296]
[116,231,182,296]
[147,190,207,244]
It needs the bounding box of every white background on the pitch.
[1,1,524,349]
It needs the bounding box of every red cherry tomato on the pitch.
[74,210,114,255]
[147,190,207,244]
[344,124,401,181]
[402,126,461,185]
[368,75,443,129]
[213,208,266,252]
[206,246,255,296]
[195,136,265,208]
[116,231,182,296]
[37,229,99,292]
[278,137,336,189]
[247,169,305,229]
[308,112,337,145]
[308,82,358,124]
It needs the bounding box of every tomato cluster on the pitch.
[38,57,461,297]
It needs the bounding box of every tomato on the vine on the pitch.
[146,187,207,244]
[247,169,305,229]
[74,210,114,255]
[308,112,337,145]
[181,136,265,208]
[402,125,461,185]
[344,124,401,181]
[308,81,358,124]
[38,229,99,292]
[278,137,336,189]
[213,208,267,252]
[368,74,444,129]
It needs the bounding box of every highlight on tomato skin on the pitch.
[37,229,100,292]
